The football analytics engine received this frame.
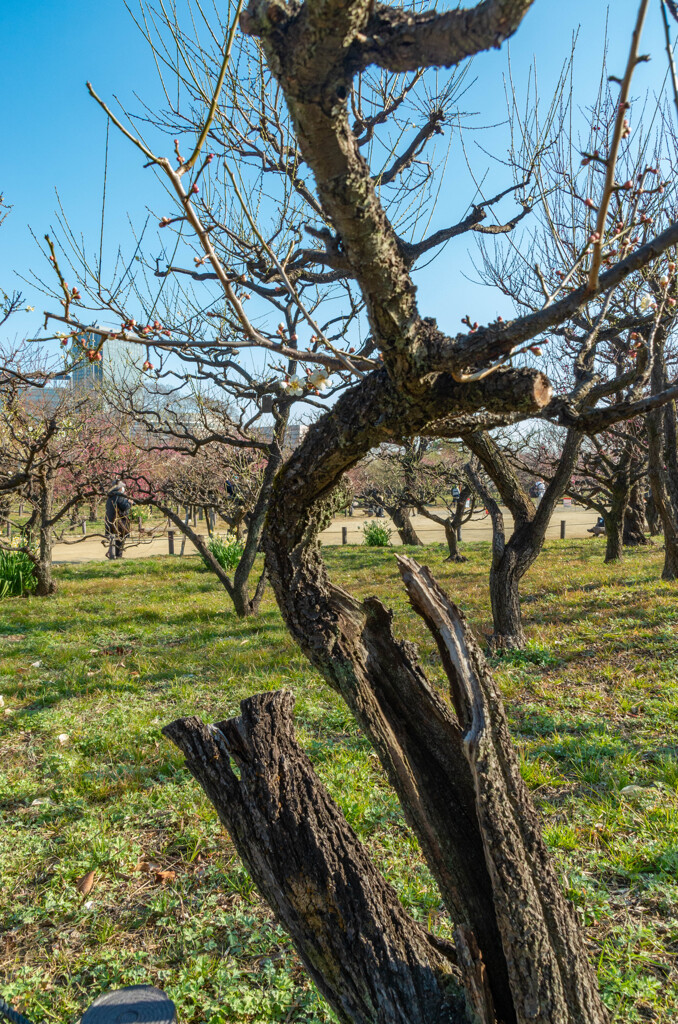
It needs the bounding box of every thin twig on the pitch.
[660,0,678,126]
[587,0,650,293]
[182,0,245,174]
[86,82,162,164]
[223,161,368,378]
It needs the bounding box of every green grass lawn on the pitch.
[1,540,677,1023]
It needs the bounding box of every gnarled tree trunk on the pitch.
[167,545,608,1024]
[388,503,423,545]
[168,4,615,1020]
[622,482,647,546]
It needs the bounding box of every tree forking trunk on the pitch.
[167,555,609,1024]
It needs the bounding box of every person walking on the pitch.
[104,481,132,559]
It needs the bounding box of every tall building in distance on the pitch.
[66,331,142,390]
[257,422,308,449]
[69,332,103,389]
[106,335,143,385]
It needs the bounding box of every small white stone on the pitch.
[620,784,653,798]
[57,733,70,745]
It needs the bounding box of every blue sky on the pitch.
[1,0,675,351]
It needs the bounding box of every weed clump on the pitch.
[0,549,37,598]
[361,521,392,547]
[205,533,244,570]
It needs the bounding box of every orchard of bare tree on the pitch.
[3,2,678,1023]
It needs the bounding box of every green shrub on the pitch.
[0,549,38,598]
[205,534,244,571]
[129,505,151,524]
[362,521,392,547]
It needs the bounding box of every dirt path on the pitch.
[51,504,601,564]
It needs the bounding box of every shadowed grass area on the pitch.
[1,540,677,1023]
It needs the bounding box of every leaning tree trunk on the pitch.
[228,422,286,616]
[386,503,423,545]
[249,369,606,1024]
[622,482,648,547]
[157,502,239,595]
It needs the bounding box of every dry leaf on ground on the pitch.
[154,870,176,884]
[75,870,95,896]
[134,859,162,874]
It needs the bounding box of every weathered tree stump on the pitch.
[164,693,469,1024]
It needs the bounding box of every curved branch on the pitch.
[352,1,535,73]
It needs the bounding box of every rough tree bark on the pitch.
[645,490,661,535]
[165,691,469,1024]
[622,481,648,547]
[603,472,630,563]
[255,365,611,1024]
[32,471,56,596]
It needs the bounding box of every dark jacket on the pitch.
[105,491,131,536]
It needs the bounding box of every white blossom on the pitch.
[282,375,304,396]
[308,368,330,390]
